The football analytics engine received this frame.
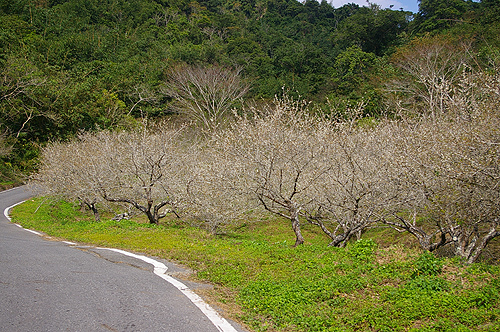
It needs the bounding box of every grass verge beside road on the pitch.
[10,197,500,332]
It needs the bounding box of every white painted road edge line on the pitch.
[4,203,238,332]
[3,200,26,220]
[1,186,22,193]
[4,201,44,236]
[96,248,238,332]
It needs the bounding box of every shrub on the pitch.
[412,251,443,278]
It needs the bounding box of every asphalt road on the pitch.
[0,186,243,332]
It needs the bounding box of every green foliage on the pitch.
[405,275,450,293]
[348,238,377,261]
[333,46,376,95]
[0,162,21,190]
[413,0,470,33]
[411,251,444,278]
[332,4,411,56]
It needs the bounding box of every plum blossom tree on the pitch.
[34,126,188,224]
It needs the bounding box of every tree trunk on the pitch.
[465,223,500,264]
[329,232,350,248]
[290,206,304,247]
[84,201,100,222]
[90,203,100,222]
[145,210,159,224]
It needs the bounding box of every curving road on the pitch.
[0,186,244,332]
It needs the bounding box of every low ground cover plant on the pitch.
[10,198,500,332]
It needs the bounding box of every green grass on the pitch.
[10,198,500,332]
[0,180,18,191]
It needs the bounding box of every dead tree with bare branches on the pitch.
[162,64,249,132]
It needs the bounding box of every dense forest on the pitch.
[1,0,500,185]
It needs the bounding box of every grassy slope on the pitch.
[10,198,500,332]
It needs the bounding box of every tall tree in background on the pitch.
[413,0,469,33]
[479,0,500,25]
[332,4,411,56]
[162,64,249,132]
[387,34,473,117]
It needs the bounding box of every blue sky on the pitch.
[329,0,420,13]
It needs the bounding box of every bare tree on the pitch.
[387,35,474,117]
[382,36,500,262]
[162,64,249,132]
[382,66,500,263]
[200,95,391,247]
[94,129,188,224]
[34,125,189,224]
[202,96,331,246]
[306,122,400,247]
[127,84,159,117]
[33,137,106,221]
[427,112,499,263]
[379,120,453,252]
[186,94,397,247]
[181,141,256,234]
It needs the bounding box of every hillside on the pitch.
[1,0,500,180]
